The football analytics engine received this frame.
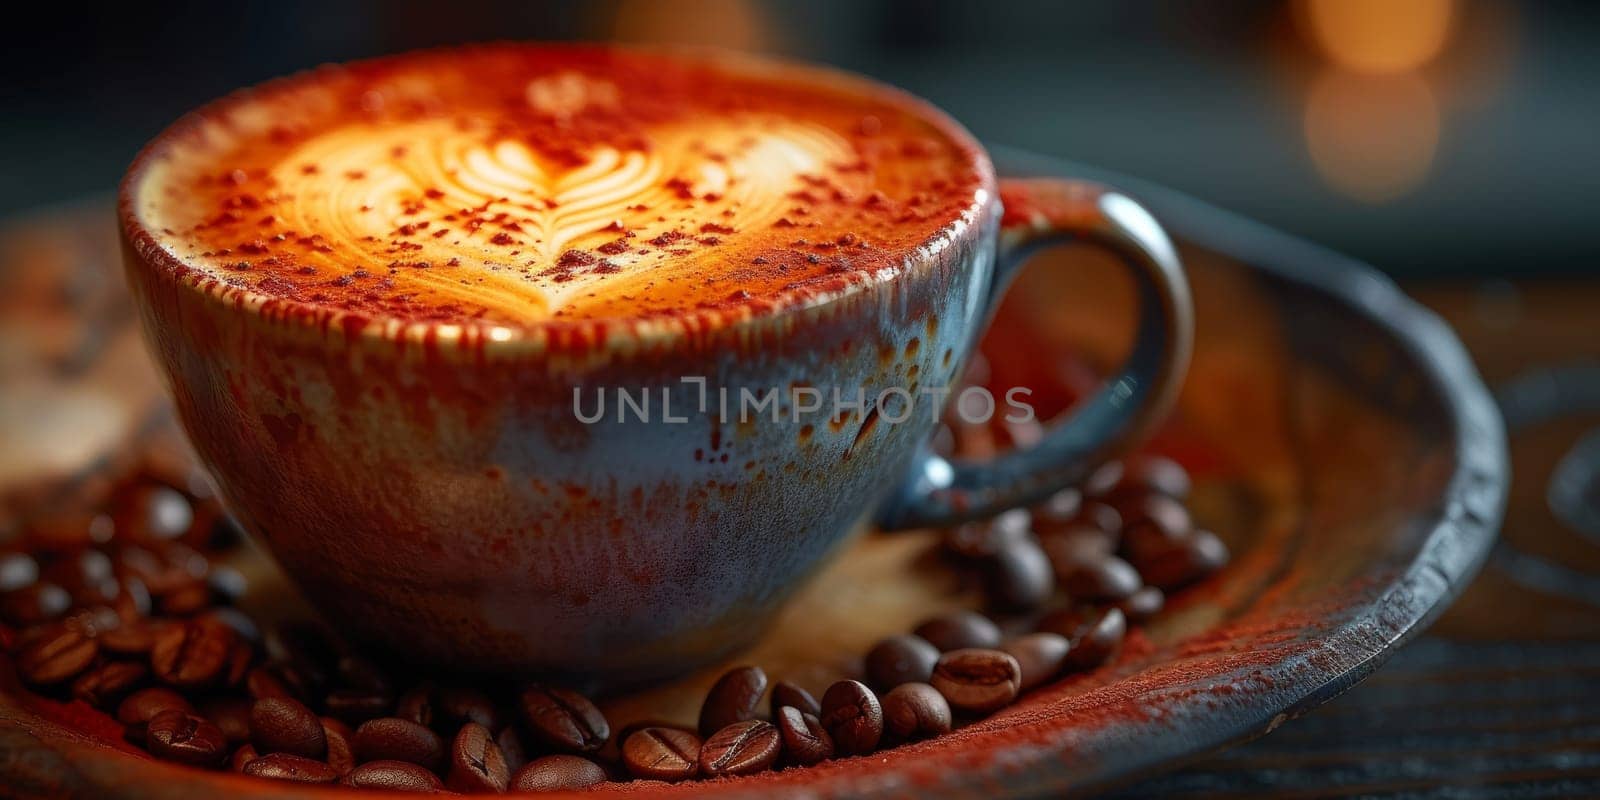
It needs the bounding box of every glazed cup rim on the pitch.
[117,41,999,360]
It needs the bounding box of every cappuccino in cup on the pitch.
[122,45,1190,683]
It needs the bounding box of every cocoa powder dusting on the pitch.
[129,45,988,327]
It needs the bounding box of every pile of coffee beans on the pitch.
[0,454,1224,791]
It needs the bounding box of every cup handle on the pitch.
[878,177,1194,529]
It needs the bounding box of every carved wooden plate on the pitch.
[0,151,1506,797]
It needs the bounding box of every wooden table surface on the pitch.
[1,203,1595,797]
[1112,280,1600,798]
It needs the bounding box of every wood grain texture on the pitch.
[1112,280,1600,798]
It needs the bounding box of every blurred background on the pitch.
[1,0,1596,278]
[2,7,1599,796]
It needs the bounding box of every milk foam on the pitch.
[129,47,986,325]
[267,114,853,317]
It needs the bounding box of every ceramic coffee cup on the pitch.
[119,45,1191,686]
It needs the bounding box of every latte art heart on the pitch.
[128,46,986,327]
[271,117,856,317]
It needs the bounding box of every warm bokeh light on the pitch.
[1302,0,1455,74]
[1304,70,1440,204]
[606,0,777,52]
[1434,0,1520,111]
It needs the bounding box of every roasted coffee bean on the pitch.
[250,697,326,759]
[61,605,121,638]
[341,760,444,792]
[0,581,71,626]
[941,508,1031,559]
[1082,461,1124,497]
[0,552,39,592]
[511,754,609,791]
[1038,605,1118,640]
[698,664,767,737]
[221,639,254,689]
[247,661,312,702]
[1074,501,1124,537]
[775,705,833,765]
[770,679,820,718]
[394,683,435,727]
[1035,606,1087,639]
[1116,493,1191,540]
[447,721,509,793]
[520,684,610,753]
[1000,633,1071,693]
[71,661,147,707]
[1132,530,1229,589]
[1033,487,1083,525]
[198,696,252,744]
[930,649,1022,715]
[99,619,162,656]
[622,727,700,782]
[1121,519,1183,565]
[150,618,235,688]
[435,685,502,733]
[701,719,781,777]
[988,538,1054,610]
[819,680,882,756]
[1040,525,1117,574]
[231,743,259,772]
[913,611,1002,652]
[1061,608,1127,671]
[612,719,688,761]
[242,752,340,783]
[353,717,445,771]
[146,709,227,767]
[14,624,98,685]
[1060,555,1142,601]
[3,464,1218,786]
[118,687,194,727]
[864,634,940,689]
[882,682,952,740]
[1116,455,1191,499]
[1117,586,1165,622]
[323,717,355,775]
[157,580,211,616]
[109,577,152,622]
[497,725,527,773]
[325,687,393,724]
[113,546,190,596]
